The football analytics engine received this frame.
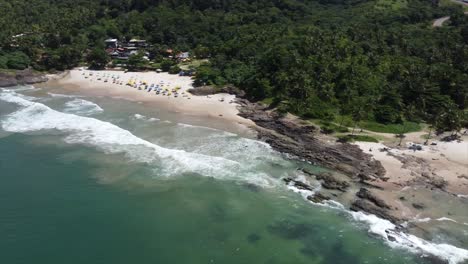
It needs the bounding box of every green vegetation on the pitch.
[0,0,467,133]
[338,134,380,143]
[86,48,109,70]
[359,121,422,134]
[319,121,350,134]
[375,0,408,11]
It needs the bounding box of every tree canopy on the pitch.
[1,0,467,128]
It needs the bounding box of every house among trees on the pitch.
[105,39,118,49]
[104,38,149,60]
[128,39,147,48]
[176,52,190,62]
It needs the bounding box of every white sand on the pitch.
[44,68,254,127]
[356,139,468,195]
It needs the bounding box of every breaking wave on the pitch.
[1,89,467,264]
[49,93,84,98]
[63,99,104,116]
[0,90,275,187]
[286,178,468,264]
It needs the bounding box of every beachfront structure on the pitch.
[105,39,118,49]
[176,52,190,62]
[128,39,147,48]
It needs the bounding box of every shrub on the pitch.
[168,65,181,74]
[337,134,379,143]
[5,51,31,70]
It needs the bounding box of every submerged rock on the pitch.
[247,233,261,243]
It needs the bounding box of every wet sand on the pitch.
[40,69,255,129]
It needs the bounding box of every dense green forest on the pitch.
[1,0,467,131]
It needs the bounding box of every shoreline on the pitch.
[35,68,468,263]
[41,68,468,223]
[39,69,255,130]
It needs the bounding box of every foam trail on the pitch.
[177,122,237,136]
[0,91,275,187]
[63,99,103,116]
[49,93,84,98]
[134,114,160,122]
[286,182,468,264]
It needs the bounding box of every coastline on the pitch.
[40,68,468,223]
[33,68,468,263]
[39,69,255,129]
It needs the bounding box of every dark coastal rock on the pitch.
[283,178,313,191]
[307,192,330,203]
[238,102,386,180]
[412,203,425,210]
[188,85,246,97]
[350,199,401,223]
[356,188,391,209]
[0,69,48,87]
[430,176,448,189]
[315,172,350,192]
[0,73,17,87]
[420,255,450,264]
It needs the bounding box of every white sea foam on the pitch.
[177,122,237,136]
[0,91,275,187]
[6,85,37,92]
[286,182,468,264]
[2,90,467,263]
[134,114,160,122]
[437,217,458,223]
[49,93,84,98]
[63,99,103,116]
[411,217,432,223]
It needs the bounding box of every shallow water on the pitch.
[0,86,466,264]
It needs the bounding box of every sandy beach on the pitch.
[42,68,254,128]
[356,137,468,195]
[353,135,468,224]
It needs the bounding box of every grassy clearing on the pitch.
[359,121,422,134]
[318,120,349,134]
[260,97,275,106]
[178,59,209,70]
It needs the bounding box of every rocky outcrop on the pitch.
[238,101,386,179]
[189,85,246,97]
[356,188,391,209]
[300,169,350,192]
[0,69,48,87]
[315,172,350,192]
[283,178,313,191]
[307,192,331,203]
[350,199,401,223]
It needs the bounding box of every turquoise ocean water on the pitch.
[0,86,466,264]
